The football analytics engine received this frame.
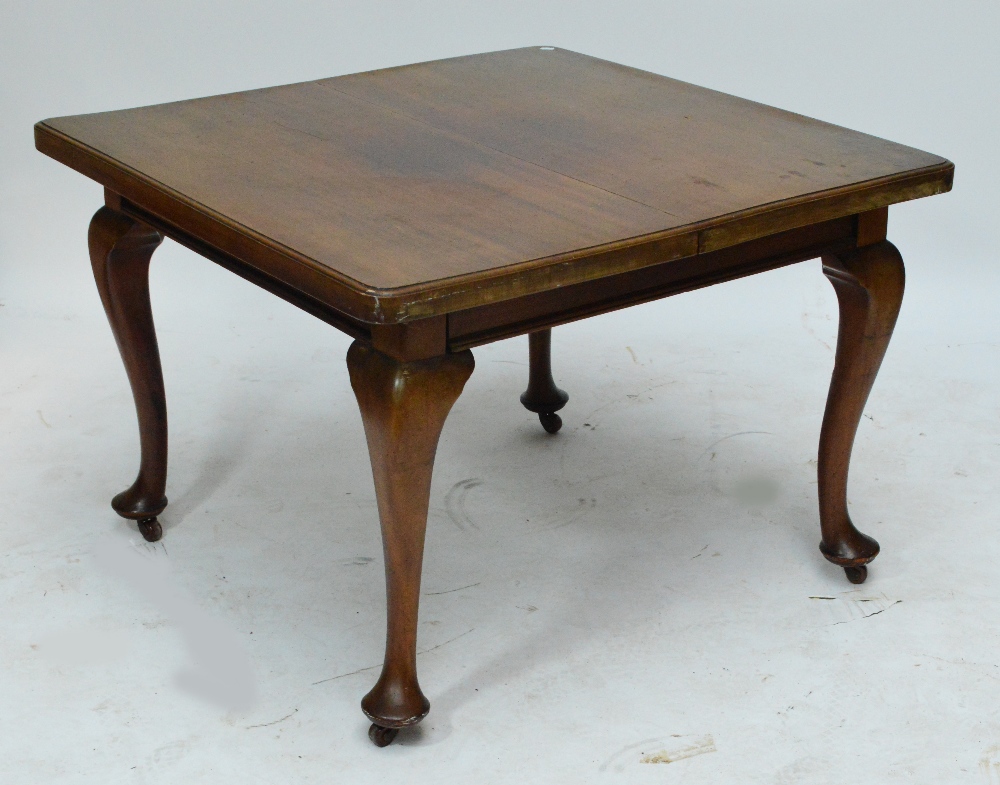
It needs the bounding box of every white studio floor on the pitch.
[2,220,999,784]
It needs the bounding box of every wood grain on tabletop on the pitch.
[36,47,951,321]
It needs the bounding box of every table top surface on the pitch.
[37,47,952,323]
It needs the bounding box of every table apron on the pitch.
[119,198,373,343]
[447,215,859,351]
[120,196,861,356]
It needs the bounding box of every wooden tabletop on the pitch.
[36,47,952,323]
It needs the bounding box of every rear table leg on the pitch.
[520,329,568,433]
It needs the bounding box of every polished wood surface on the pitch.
[37,47,953,747]
[520,329,569,433]
[346,342,475,741]
[818,240,905,584]
[36,47,951,324]
[89,206,167,543]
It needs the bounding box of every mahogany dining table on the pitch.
[35,47,953,746]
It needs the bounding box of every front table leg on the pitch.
[818,240,905,584]
[89,206,167,543]
[347,341,475,746]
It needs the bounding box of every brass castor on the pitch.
[368,723,399,747]
[538,412,563,434]
[844,565,868,584]
[137,517,162,542]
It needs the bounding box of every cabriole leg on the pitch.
[89,206,167,542]
[520,329,568,433]
[347,341,474,746]
[818,240,905,584]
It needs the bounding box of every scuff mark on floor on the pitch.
[599,735,716,771]
[246,708,298,730]
[599,738,664,772]
[817,592,902,626]
[425,582,480,596]
[311,629,476,686]
[340,556,374,567]
[444,478,483,530]
[641,734,716,763]
[537,497,596,530]
[923,655,1000,683]
[699,431,772,459]
[980,744,1000,783]
[801,311,833,353]
[311,662,381,686]
[419,628,474,654]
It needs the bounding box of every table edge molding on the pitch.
[36,120,952,324]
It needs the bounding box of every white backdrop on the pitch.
[2,3,998,783]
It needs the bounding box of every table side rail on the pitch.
[448,216,857,351]
[117,197,372,342]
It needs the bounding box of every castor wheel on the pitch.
[137,517,162,543]
[368,724,399,747]
[844,565,868,584]
[538,412,562,434]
